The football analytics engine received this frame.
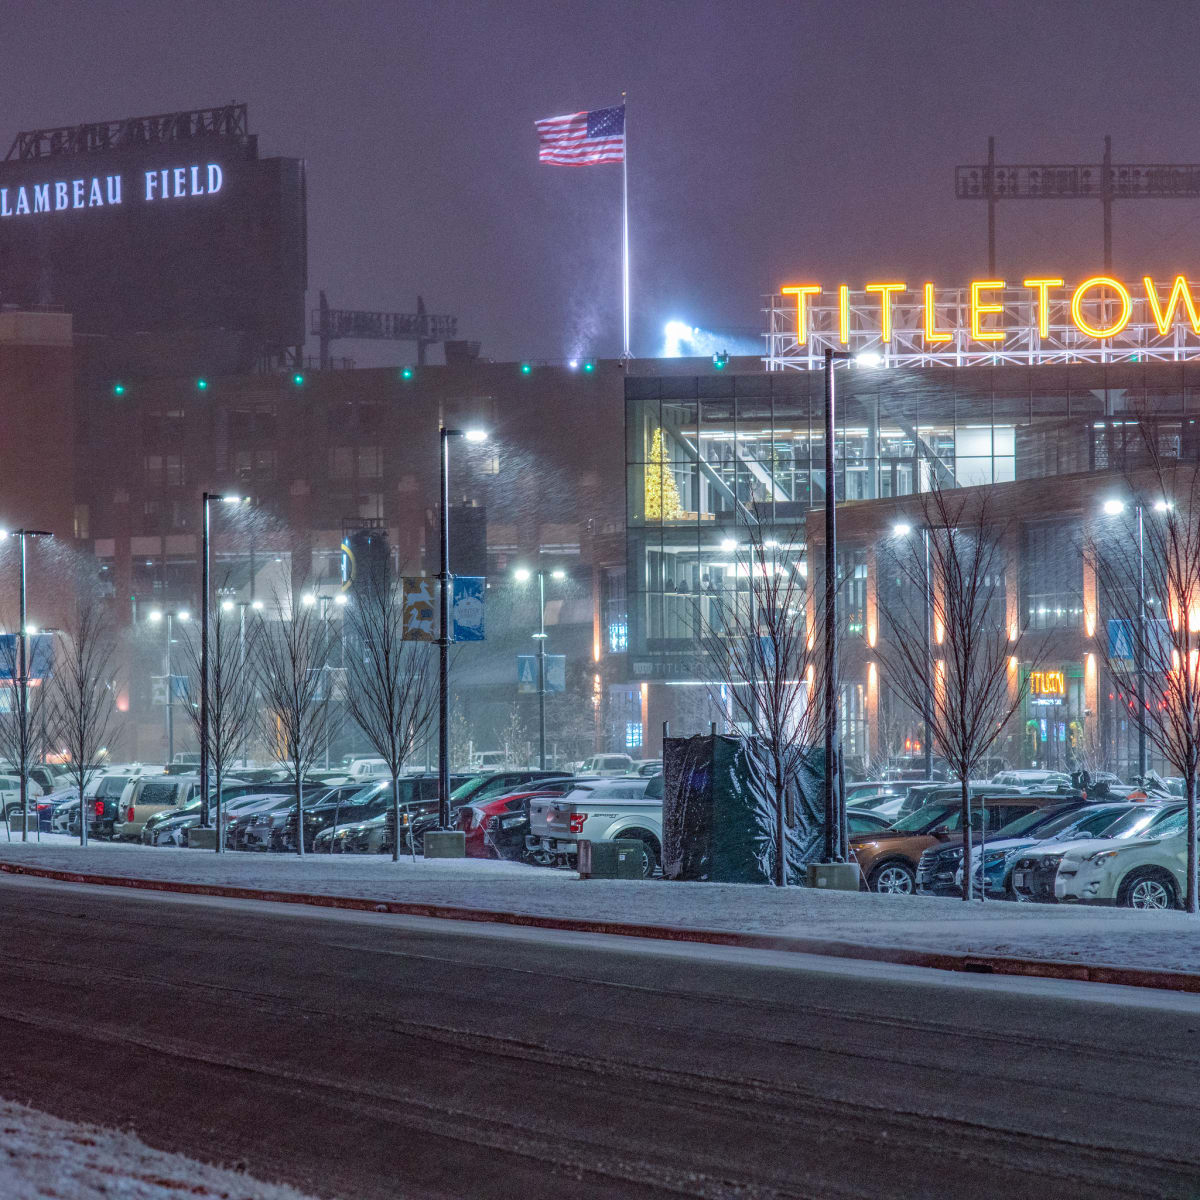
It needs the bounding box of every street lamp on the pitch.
[437,427,488,829]
[892,521,934,781]
[6,529,52,842]
[513,564,568,769]
[147,607,189,763]
[199,493,244,828]
[822,349,853,864]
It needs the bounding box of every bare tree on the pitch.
[179,587,260,853]
[253,584,335,857]
[1087,441,1200,913]
[46,591,120,848]
[878,482,1042,900]
[690,522,822,887]
[343,573,438,862]
[0,633,50,839]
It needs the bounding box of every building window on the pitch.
[73,505,89,540]
[358,493,384,520]
[625,721,643,749]
[1022,520,1083,630]
[357,446,383,478]
[235,449,277,480]
[329,447,354,480]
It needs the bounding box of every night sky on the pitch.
[3,0,1199,364]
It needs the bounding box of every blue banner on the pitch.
[452,576,486,642]
[517,654,566,693]
[0,633,54,681]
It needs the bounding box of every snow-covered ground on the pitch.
[0,1098,321,1199]
[5,838,1200,975]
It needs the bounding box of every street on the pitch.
[0,876,1197,1199]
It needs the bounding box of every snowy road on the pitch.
[0,875,1198,1199]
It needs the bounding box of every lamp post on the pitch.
[514,565,567,769]
[2,529,52,843]
[438,427,487,829]
[199,493,243,828]
[822,349,852,863]
[148,607,190,763]
[892,522,934,780]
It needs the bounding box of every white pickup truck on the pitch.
[527,776,662,878]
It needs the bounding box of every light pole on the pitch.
[199,493,244,828]
[438,426,487,829]
[822,349,852,863]
[514,565,567,769]
[892,522,934,780]
[148,607,190,763]
[2,529,52,843]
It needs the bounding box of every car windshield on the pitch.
[851,791,902,812]
[992,806,1070,838]
[1150,810,1188,838]
[889,802,958,833]
[450,775,488,802]
[1098,807,1169,839]
[1039,806,1129,839]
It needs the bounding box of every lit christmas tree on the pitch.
[645,427,684,521]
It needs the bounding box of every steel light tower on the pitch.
[437,428,487,829]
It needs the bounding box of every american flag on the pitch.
[535,105,625,166]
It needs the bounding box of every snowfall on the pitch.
[0,1098,320,1200]
[5,833,1200,975]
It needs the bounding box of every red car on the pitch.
[457,781,578,859]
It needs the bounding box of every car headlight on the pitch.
[1085,849,1120,865]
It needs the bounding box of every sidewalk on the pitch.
[4,838,1200,982]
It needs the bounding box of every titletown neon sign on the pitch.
[0,163,224,217]
[765,276,1200,369]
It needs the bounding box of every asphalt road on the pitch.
[0,877,1198,1200]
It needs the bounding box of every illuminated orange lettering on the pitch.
[1143,275,1200,335]
[865,282,905,343]
[838,285,850,344]
[781,284,821,344]
[970,280,1006,342]
[1022,277,1064,338]
[1071,276,1132,338]
[922,282,951,343]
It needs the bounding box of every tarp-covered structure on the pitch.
[662,733,826,884]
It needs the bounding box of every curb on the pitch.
[3,860,1199,995]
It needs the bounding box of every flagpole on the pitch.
[621,91,631,359]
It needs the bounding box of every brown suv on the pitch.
[850,793,1071,894]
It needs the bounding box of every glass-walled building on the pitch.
[626,360,1200,776]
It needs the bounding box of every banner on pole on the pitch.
[0,633,54,681]
[517,654,566,693]
[452,577,486,642]
[402,577,436,642]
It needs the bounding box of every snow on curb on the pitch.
[4,857,1200,995]
[0,1097,322,1199]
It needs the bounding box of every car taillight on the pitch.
[126,806,135,822]
[94,801,105,817]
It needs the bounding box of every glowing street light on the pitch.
[1103,498,1125,516]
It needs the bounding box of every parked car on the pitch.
[896,780,1023,820]
[1012,803,1189,907]
[407,771,569,851]
[990,769,1073,791]
[631,759,663,777]
[852,793,1072,894]
[916,798,1089,897]
[527,776,658,877]
[964,801,1143,898]
[457,779,581,859]
[575,754,635,777]
[114,776,200,841]
[845,781,903,808]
